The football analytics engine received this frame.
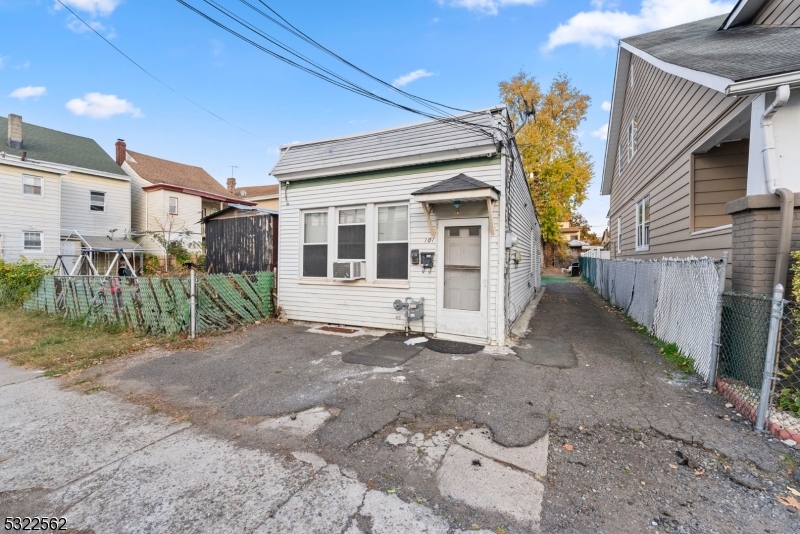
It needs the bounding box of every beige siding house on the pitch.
[602,0,800,292]
[272,108,541,346]
[0,114,132,267]
[227,180,280,210]
[116,141,253,262]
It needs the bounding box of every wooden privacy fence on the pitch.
[23,272,274,335]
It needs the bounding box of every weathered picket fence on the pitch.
[23,272,274,335]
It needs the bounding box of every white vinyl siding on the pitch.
[143,190,204,253]
[506,144,542,328]
[23,175,43,196]
[0,164,61,263]
[61,171,130,238]
[278,161,504,342]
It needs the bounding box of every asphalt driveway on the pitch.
[2,279,799,533]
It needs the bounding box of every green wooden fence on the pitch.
[23,272,274,335]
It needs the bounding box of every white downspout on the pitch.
[762,85,790,194]
[760,84,793,288]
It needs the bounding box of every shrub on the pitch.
[0,257,53,308]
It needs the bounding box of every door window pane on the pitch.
[443,226,481,311]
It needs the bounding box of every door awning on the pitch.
[411,174,500,237]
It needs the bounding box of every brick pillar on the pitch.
[727,193,800,295]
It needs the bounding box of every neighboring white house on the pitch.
[0,114,133,269]
[115,141,253,262]
[271,107,542,346]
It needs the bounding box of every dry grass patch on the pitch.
[0,308,194,376]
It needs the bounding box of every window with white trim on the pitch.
[635,197,650,251]
[169,197,179,215]
[303,211,328,277]
[337,208,366,260]
[617,114,639,175]
[23,231,43,252]
[616,217,622,254]
[22,175,43,196]
[376,205,408,280]
[90,191,106,212]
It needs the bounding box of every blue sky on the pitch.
[0,0,734,233]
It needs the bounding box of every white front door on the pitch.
[436,218,489,341]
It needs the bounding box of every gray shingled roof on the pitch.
[0,116,127,176]
[623,15,800,82]
[412,173,498,195]
[271,110,501,180]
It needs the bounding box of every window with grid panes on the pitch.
[303,212,328,277]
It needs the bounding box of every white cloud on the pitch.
[10,86,47,100]
[544,0,735,51]
[438,0,542,16]
[66,93,142,119]
[54,0,120,16]
[591,123,609,140]
[393,69,436,87]
[601,100,611,111]
[66,16,115,38]
[15,61,31,70]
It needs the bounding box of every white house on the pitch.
[0,114,133,269]
[115,140,253,262]
[271,107,542,346]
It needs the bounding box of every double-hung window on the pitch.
[377,205,408,280]
[337,208,366,260]
[303,211,328,277]
[169,197,179,215]
[23,231,43,252]
[635,196,650,251]
[23,175,43,196]
[90,191,106,212]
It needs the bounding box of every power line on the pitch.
[55,0,262,139]
[175,0,500,142]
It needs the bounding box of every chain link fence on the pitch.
[580,256,723,380]
[580,254,800,442]
[23,272,275,335]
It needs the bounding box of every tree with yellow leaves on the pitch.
[499,72,593,243]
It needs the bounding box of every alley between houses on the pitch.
[2,279,799,533]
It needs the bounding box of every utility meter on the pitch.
[410,249,420,265]
[420,252,434,271]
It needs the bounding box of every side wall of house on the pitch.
[506,143,541,326]
[277,159,503,343]
[60,171,131,237]
[145,190,204,251]
[122,161,150,233]
[607,55,751,262]
[754,0,800,25]
[0,163,61,264]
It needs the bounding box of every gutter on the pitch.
[761,85,793,288]
[727,71,800,96]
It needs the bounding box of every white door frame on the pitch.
[435,217,489,342]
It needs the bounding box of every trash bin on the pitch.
[570,263,581,277]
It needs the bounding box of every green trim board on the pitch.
[283,156,501,189]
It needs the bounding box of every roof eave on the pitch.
[272,143,499,182]
[602,41,735,196]
[141,183,257,205]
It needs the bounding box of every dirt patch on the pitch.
[540,424,800,534]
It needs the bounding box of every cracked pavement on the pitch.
[2,279,799,533]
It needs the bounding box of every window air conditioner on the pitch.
[333,261,366,280]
